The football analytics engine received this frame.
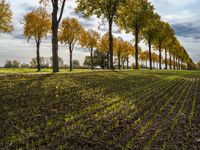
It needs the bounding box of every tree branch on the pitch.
[58,0,66,24]
[51,0,55,6]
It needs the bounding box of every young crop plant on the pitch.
[123,77,188,149]
[1,71,200,149]
[146,77,195,149]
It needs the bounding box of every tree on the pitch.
[59,18,83,71]
[79,29,100,70]
[121,41,135,69]
[4,60,20,68]
[30,57,51,68]
[50,56,64,68]
[197,61,200,70]
[153,21,170,69]
[151,52,159,69]
[98,33,110,69]
[161,25,175,70]
[167,36,176,70]
[39,0,67,72]
[84,50,108,69]
[72,59,80,69]
[178,47,188,70]
[142,13,160,70]
[4,60,12,68]
[140,51,149,68]
[83,56,91,68]
[94,50,108,69]
[113,37,124,69]
[21,63,29,68]
[169,38,181,70]
[12,60,20,68]
[0,0,13,33]
[187,59,197,70]
[24,8,51,72]
[40,57,51,68]
[76,0,125,69]
[117,0,154,69]
[30,58,37,68]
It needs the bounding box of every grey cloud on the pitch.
[70,11,84,18]
[172,23,200,39]
[163,10,200,40]
[79,20,94,28]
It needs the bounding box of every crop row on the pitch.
[0,71,199,149]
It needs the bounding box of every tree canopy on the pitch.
[23,8,51,43]
[24,8,51,71]
[117,0,154,69]
[76,0,126,69]
[0,0,13,33]
[59,17,83,71]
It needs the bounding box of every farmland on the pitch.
[0,70,200,149]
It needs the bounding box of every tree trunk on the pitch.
[69,45,73,72]
[135,31,139,69]
[52,4,59,72]
[36,42,41,72]
[107,53,110,69]
[159,45,162,69]
[173,54,176,70]
[180,61,182,70]
[157,62,158,69]
[146,60,148,68]
[118,54,121,70]
[148,40,152,70]
[177,58,180,70]
[165,48,168,70]
[90,47,94,70]
[101,57,104,69]
[108,19,114,70]
[178,59,180,70]
[127,57,129,69]
[169,55,172,70]
[122,61,125,69]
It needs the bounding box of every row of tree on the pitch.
[0,0,196,72]
[4,56,200,70]
[3,57,81,69]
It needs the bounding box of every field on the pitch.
[0,68,92,74]
[0,70,200,149]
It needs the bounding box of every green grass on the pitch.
[0,70,199,149]
[0,68,92,74]
[0,68,198,74]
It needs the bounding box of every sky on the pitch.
[0,0,200,66]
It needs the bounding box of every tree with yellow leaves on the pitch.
[153,21,172,69]
[114,37,124,69]
[59,18,83,71]
[98,33,110,69]
[75,0,126,70]
[0,0,13,33]
[79,29,100,70]
[152,52,159,69]
[117,0,154,69]
[142,13,160,70]
[23,8,51,71]
[122,41,135,69]
[140,51,149,68]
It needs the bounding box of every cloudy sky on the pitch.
[0,0,200,66]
